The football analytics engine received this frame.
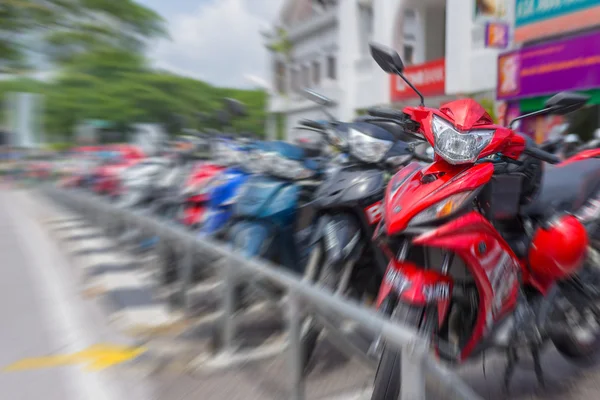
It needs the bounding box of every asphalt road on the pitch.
[5,185,600,400]
[0,189,156,400]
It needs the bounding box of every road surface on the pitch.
[0,188,158,400]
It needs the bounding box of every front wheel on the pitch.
[371,303,434,400]
[552,265,600,363]
[299,242,354,374]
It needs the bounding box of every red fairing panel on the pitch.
[185,164,224,187]
[376,260,453,328]
[384,160,494,235]
[560,148,600,166]
[183,205,206,227]
[412,211,521,360]
[364,200,384,225]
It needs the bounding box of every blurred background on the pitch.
[3,2,600,400]
[2,0,600,157]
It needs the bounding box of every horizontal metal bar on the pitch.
[42,185,482,400]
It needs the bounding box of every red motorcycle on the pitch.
[93,144,145,197]
[179,161,225,228]
[368,43,600,399]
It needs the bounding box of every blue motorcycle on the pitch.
[196,138,267,238]
[228,140,324,301]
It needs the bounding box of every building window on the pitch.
[302,65,310,88]
[327,55,336,80]
[312,61,320,86]
[403,45,414,65]
[275,61,286,94]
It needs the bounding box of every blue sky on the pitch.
[139,0,285,89]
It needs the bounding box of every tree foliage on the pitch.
[0,71,267,142]
[0,0,166,72]
[0,0,267,142]
[266,27,292,59]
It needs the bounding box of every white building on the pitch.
[264,0,514,141]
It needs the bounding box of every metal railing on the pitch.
[42,185,482,400]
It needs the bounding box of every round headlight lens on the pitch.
[348,129,393,163]
[431,116,494,164]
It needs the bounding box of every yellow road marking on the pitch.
[4,343,147,372]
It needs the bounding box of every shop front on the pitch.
[497,29,600,143]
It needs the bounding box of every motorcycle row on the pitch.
[63,43,600,400]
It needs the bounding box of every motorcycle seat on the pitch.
[523,158,600,217]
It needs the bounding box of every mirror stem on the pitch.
[508,106,559,129]
[396,68,424,107]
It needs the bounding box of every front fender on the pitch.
[376,259,453,328]
[310,214,363,267]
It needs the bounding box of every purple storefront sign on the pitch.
[497,29,600,100]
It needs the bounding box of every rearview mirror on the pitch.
[544,92,589,115]
[302,88,333,107]
[224,98,247,117]
[369,42,404,74]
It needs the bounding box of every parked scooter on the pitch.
[366,42,600,399]
[179,100,249,229]
[195,137,261,238]
[296,90,433,372]
[227,137,326,306]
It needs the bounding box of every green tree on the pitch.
[0,0,166,72]
[0,2,267,142]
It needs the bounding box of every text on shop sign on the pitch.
[391,58,445,101]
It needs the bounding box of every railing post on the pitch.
[400,340,426,400]
[176,238,194,315]
[220,252,237,354]
[287,289,305,400]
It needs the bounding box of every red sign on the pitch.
[391,58,445,101]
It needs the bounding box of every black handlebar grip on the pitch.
[298,119,326,129]
[367,107,406,120]
[539,137,563,151]
[525,146,561,164]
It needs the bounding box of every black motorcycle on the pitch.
[298,100,432,372]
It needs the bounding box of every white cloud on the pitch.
[151,0,284,89]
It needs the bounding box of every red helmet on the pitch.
[528,214,588,280]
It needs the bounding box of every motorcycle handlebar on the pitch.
[539,137,563,152]
[298,119,326,130]
[524,145,561,164]
[367,107,406,120]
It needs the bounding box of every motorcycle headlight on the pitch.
[327,128,348,149]
[408,191,474,226]
[432,116,495,165]
[348,129,393,163]
[254,151,315,180]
